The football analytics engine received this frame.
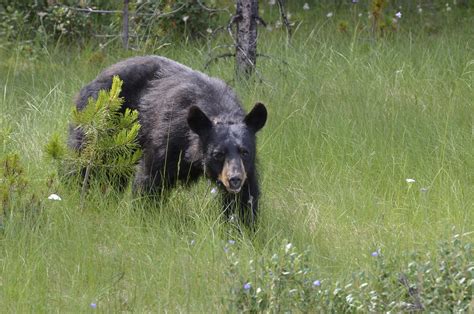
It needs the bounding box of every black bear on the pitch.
[69,56,267,227]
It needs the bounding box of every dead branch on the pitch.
[276,0,292,43]
[197,0,230,13]
[256,53,289,66]
[255,16,267,27]
[227,14,241,41]
[398,274,424,311]
[152,4,186,18]
[204,53,235,69]
[64,6,122,14]
[61,4,186,18]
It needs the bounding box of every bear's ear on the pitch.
[187,106,213,137]
[244,102,267,133]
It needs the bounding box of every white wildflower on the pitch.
[48,193,62,201]
[182,15,189,22]
[395,11,402,19]
[405,178,416,183]
[326,12,333,18]
[303,3,310,10]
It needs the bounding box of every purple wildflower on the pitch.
[243,282,251,291]
[90,303,97,309]
[371,250,379,257]
[313,280,321,287]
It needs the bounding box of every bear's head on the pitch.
[187,103,267,193]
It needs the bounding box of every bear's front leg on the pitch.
[133,158,166,196]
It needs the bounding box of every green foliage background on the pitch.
[1,0,473,44]
[0,0,220,44]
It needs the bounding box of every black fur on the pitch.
[69,56,267,228]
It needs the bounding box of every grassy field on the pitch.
[0,12,473,312]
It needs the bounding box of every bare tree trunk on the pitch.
[122,0,129,50]
[235,0,258,78]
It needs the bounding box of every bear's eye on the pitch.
[212,151,225,161]
[240,148,250,158]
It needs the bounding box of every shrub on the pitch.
[0,153,28,221]
[225,241,318,312]
[0,130,44,229]
[0,1,91,42]
[225,235,474,312]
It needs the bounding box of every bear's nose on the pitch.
[228,177,242,190]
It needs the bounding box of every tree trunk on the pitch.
[122,0,129,50]
[235,0,258,78]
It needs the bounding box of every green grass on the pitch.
[0,15,473,311]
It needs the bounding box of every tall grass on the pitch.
[0,15,472,311]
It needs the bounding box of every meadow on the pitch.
[0,8,473,312]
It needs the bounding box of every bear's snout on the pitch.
[218,158,247,193]
[229,177,242,190]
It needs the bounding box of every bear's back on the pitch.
[139,57,246,125]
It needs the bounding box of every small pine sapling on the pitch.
[46,76,142,202]
[0,153,28,224]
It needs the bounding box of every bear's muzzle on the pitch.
[218,158,247,193]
